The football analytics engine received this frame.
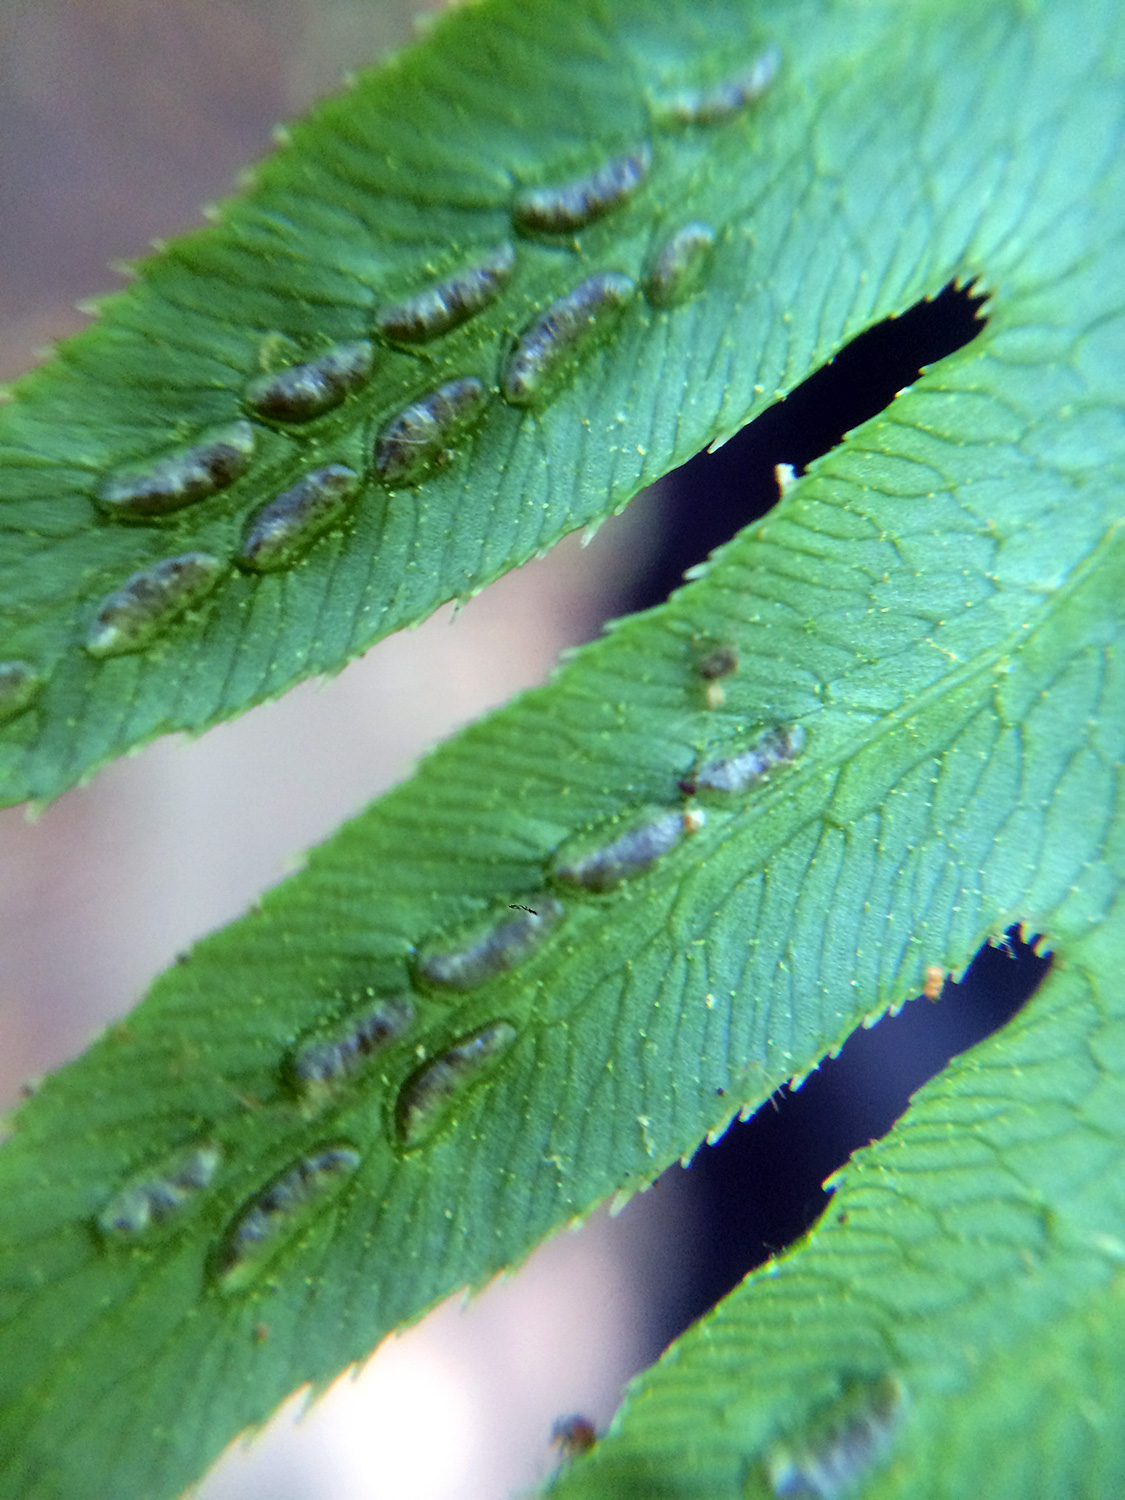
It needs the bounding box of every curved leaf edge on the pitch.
[545,909,1125,1498]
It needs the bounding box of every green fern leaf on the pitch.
[0,0,1121,1497]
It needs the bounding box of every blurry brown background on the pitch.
[0,5,688,1496]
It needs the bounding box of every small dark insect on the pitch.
[551,1414,598,1463]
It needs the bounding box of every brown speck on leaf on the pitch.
[696,642,739,680]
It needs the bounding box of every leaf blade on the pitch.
[546,919,1125,1499]
[1,0,1123,1496]
[1,0,1070,806]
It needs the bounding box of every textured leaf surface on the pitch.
[1,0,1123,1498]
[546,918,1125,1500]
[2,0,884,806]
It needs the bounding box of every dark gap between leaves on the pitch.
[617,279,988,614]
[650,929,1052,1353]
[607,280,1028,1357]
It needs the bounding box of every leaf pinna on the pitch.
[0,1,1122,1498]
[0,0,787,806]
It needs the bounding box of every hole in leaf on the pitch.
[656,927,1052,1351]
[620,279,987,611]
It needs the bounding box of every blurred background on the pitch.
[0,6,1045,1497]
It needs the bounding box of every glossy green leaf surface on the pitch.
[0,0,1122,1497]
[548,920,1125,1500]
[2,0,853,806]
